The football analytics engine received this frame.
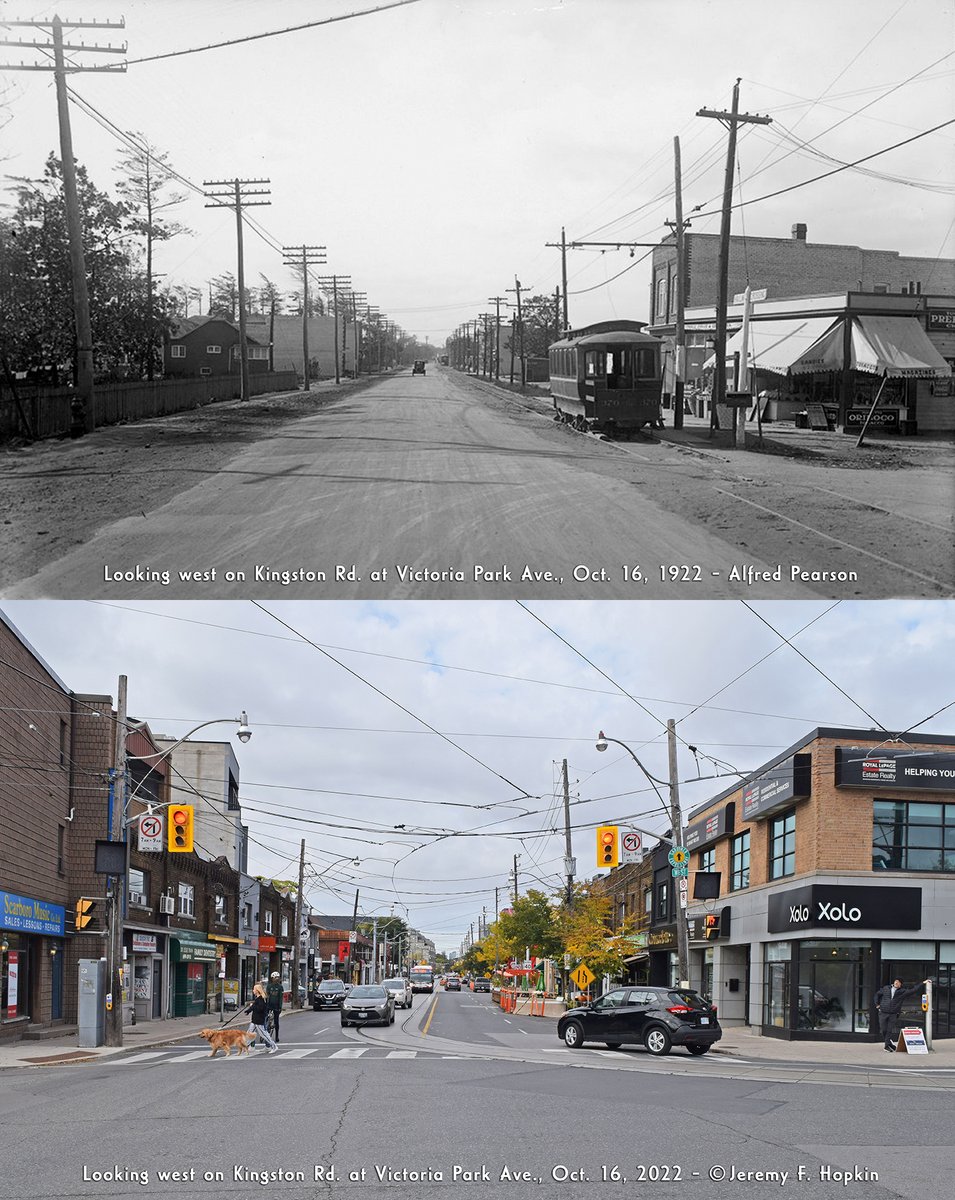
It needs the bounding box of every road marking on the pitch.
[113,1052,169,1065]
[279,1049,319,1059]
[385,1051,417,1059]
[170,1051,219,1062]
[328,1047,370,1058]
[419,994,439,1038]
[712,487,949,589]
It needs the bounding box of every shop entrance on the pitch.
[934,967,954,1038]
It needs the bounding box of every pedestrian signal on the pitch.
[75,897,97,931]
[596,825,619,869]
[703,913,720,941]
[168,805,194,853]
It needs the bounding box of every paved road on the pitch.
[4,369,858,599]
[3,1004,953,1200]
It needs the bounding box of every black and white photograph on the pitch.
[0,0,952,599]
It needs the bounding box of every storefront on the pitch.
[126,930,164,1023]
[1,889,66,1036]
[169,931,217,1017]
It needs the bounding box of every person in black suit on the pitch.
[874,978,930,1051]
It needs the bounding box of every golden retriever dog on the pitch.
[198,1027,256,1058]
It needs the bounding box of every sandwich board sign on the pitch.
[896,1026,929,1054]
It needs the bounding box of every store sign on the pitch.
[131,933,157,953]
[844,408,901,431]
[648,927,676,950]
[835,747,955,792]
[926,309,955,330]
[258,935,277,952]
[1,889,65,936]
[741,756,811,822]
[767,884,921,933]
[685,804,734,851]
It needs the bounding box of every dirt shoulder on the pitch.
[0,378,378,591]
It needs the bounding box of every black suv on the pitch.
[556,986,721,1057]
[312,979,348,1010]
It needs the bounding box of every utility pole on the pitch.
[282,245,326,389]
[105,675,128,1047]
[316,275,351,384]
[512,854,519,906]
[561,759,575,908]
[350,292,367,377]
[204,178,272,401]
[507,279,526,387]
[666,719,690,987]
[697,81,772,425]
[488,296,506,381]
[291,839,306,1009]
[665,136,690,430]
[479,313,493,377]
[2,15,127,436]
[544,227,570,332]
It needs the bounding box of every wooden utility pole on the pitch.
[488,296,506,381]
[512,854,519,906]
[292,839,306,1009]
[316,275,351,384]
[665,136,690,429]
[282,245,326,389]
[105,674,128,1047]
[204,178,272,401]
[507,278,525,387]
[544,227,570,332]
[697,82,772,426]
[2,14,127,435]
[350,292,367,377]
[666,719,690,987]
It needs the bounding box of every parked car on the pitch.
[341,984,395,1027]
[444,975,461,991]
[382,977,413,1009]
[312,979,349,1011]
[472,977,491,993]
[412,360,426,375]
[556,986,721,1056]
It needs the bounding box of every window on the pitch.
[873,800,955,872]
[656,276,668,321]
[170,344,186,358]
[730,831,750,891]
[656,880,669,920]
[247,346,268,360]
[242,903,253,929]
[699,847,715,873]
[215,894,226,924]
[264,911,273,934]
[129,868,147,905]
[644,887,652,915]
[769,809,796,879]
[178,883,194,917]
[281,915,289,938]
[206,344,222,354]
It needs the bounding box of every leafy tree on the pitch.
[517,293,562,359]
[497,889,562,962]
[557,883,639,983]
[208,272,238,320]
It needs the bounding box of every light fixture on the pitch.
[236,711,252,743]
[1,937,9,953]
[50,945,58,957]
[595,731,608,752]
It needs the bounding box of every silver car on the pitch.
[341,984,395,1027]
[382,977,413,1009]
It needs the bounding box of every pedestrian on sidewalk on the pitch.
[245,983,278,1053]
[266,971,284,1043]
[874,978,930,1051]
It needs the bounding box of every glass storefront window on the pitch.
[763,942,792,1028]
[872,799,955,872]
[798,941,873,1034]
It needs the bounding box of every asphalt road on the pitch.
[12,366,944,600]
[4,1000,954,1200]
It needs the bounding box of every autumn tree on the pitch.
[497,889,562,962]
[557,883,639,985]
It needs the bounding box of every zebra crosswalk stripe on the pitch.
[328,1048,369,1058]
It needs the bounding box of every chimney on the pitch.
[792,223,807,242]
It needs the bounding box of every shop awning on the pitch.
[703,316,837,374]
[790,316,952,378]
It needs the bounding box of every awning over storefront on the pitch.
[703,316,837,374]
[790,316,952,378]
[169,932,218,963]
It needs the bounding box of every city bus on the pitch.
[409,964,434,993]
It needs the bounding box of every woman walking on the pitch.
[246,983,278,1053]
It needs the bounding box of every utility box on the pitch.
[78,958,106,1047]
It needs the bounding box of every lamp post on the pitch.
[105,696,252,1047]
[596,724,690,988]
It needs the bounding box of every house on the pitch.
[164,315,268,378]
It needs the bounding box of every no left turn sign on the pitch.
[138,813,164,852]
[622,832,642,853]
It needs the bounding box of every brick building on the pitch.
[676,727,955,1042]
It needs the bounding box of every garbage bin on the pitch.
[795,411,809,429]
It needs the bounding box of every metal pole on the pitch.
[105,676,127,1046]
[667,719,690,987]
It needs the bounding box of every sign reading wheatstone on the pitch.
[835,747,955,792]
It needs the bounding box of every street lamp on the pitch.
[596,727,690,988]
[105,705,253,1047]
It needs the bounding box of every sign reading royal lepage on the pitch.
[835,747,955,792]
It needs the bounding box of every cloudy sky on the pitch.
[3,599,953,954]
[2,0,951,343]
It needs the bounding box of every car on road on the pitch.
[312,979,349,1011]
[412,360,426,375]
[556,986,721,1057]
[382,977,413,1009]
[444,975,461,991]
[471,977,491,993]
[341,984,395,1027]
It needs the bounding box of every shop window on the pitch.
[656,880,669,920]
[1,936,28,1021]
[769,809,796,879]
[215,894,227,925]
[129,868,148,907]
[798,941,873,1034]
[730,831,750,891]
[178,883,194,918]
[264,911,273,934]
[872,799,955,872]
[699,847,715,873]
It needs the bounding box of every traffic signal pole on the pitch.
[667,719,690,988]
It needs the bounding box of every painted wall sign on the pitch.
[835,747,955,792]
[767,884,921,933]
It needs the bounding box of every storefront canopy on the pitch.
[722,316,838,376]
[790,316,951,378]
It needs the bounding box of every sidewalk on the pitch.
[711,1024,954,1067]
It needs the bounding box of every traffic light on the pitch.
[703,913,720,941]
[75,898,97,931]
[168,805,194,852]
[596,825,619,869]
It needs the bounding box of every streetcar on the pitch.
[547,320,663,438]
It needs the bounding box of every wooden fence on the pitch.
[1,371,301,442]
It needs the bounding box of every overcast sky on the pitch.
[4,599,953,954]
[2,0,952,344]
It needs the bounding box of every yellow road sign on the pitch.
[571,964,595,989]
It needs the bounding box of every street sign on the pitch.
[621,831,642,864]
[571,964,595,990]
[137,813,164,853]
[622,831,641,853]
[671,865,688,877]
[897,1027,929,1054]
[668,847,689,867]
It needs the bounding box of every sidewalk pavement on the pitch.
[2,1006,951,1070]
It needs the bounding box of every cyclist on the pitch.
[265,971,284,1043]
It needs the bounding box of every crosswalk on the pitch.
[111,1045,456,1066]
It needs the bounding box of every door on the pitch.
[152,959,163,1019]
